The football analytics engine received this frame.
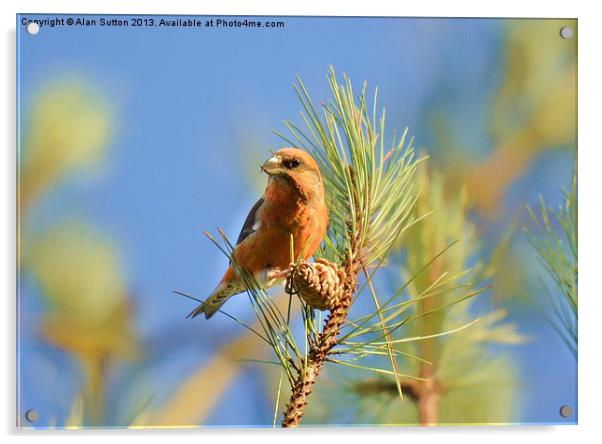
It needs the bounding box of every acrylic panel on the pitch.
[16,14,577,428]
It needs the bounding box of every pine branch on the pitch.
[525,163,577,358]
[282,187,362,426]
[281,278,355,426]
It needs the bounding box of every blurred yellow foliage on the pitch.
[491,20,576,143]
[28,224,127,326]
[26,224,138,424]
[64,396,84,429]
[462,19,576,215]
[19,81,111,209]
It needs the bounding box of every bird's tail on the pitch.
[187,280,246,319]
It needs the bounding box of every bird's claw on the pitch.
[265,268,290,287]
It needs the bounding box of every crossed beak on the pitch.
[261,156,281,175]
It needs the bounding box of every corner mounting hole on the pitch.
[26,22,40,35]
[559,26,573,39]
[559,404,572,418]
[24,409,39,423]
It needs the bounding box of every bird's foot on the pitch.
[264,268,290,287]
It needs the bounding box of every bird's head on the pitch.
[261,148,324,200]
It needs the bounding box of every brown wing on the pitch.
[235,197,264,245]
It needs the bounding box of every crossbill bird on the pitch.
[188,148,329,319]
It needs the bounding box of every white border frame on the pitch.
[3,1,600,442]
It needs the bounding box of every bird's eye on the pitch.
[283,158,301,169]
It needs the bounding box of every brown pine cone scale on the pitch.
[287,258,346,311]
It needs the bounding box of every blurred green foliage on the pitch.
[304,163,523,425]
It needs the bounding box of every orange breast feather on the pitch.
[233,181,328,275]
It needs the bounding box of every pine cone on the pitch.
[288,258,346,311]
